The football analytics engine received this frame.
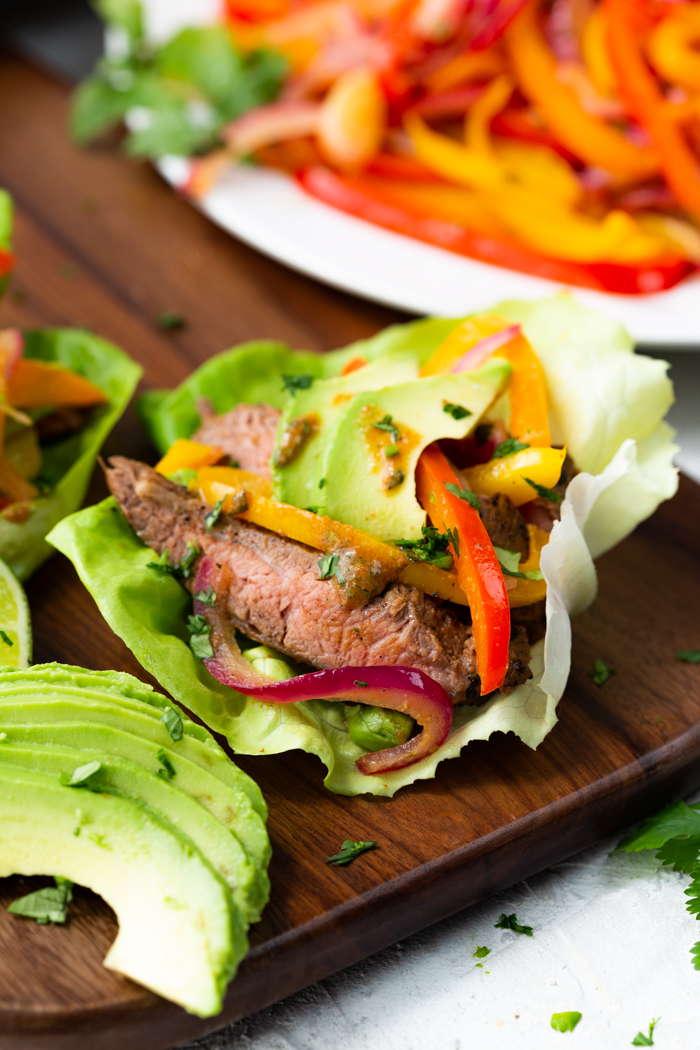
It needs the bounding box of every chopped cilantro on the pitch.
[282,374,314,394]
[493,437,529,459]
[353,680,368,687]
[396,525,453,571]
[161,706,183,742]
[319,477,326,489]
[385,443,399,458]
[156,748,176,780]
[157,311,185,331]
[443,403,472,420]
[386,467,405,489]
[494,912,533,936]
[148,548,174,574]
[318,553,340,580]
[205,497,225,533]
[178,541,201,580]
[0,630,12,646]
[194,587,216,606]
[494,546,525,578]
[8,877,73,925]
[60,760,102,788]
[589,658,615,686]
[187,613,214,659]
[372,414,399,443]
[445,481,480,510]
[551,1012,581,1033]
[631,1017,659,1046]
[446,526,460,559]
[678,650,700,664]
[472,946,490,959]
[326,839,378,866]
[525,477,562,502]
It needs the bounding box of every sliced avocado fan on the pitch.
[0,664,271,1017]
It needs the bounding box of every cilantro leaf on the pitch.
[472,946,490,959]
[205,497,225,533]
[177,542,200,580]
[525,477,562,502]
[445,481,480,510]
[0,630,12,646]
[551,1012,581,1033]
[615,800,700,869]
[678,650,700,664]
[156,748,176,780]
[589,658,615,686]
[8,877,74,925]
[282,374,314,394]
[161,707,183,742]
[318,553,340,580]
[631,1017,659,1046]
[385,443,399,458]
[193,587,216,606]
[446,526,460,559]
[443,403,472,420]
[157,311,185,331]
[372,414,399,443]
[691,942,700,971]
[494,912,533,936]
[60,760,102,789]
[187,613,214,659]
[396,525,453,570]
[493,438,529,460]
[326,839,378,866]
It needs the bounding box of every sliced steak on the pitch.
[477,492,529,558]
[106,457,533,703]
[193,401,281,479]
[511,600,546,645]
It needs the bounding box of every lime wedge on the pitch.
[0,556,30,667]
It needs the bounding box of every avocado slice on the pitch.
[319,359,512,540]
[0,762,244,1017]
[0,738,262,922]
[0,696,269,882]
[272,350,421,510]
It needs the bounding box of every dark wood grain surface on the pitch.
[0,53,699,1050]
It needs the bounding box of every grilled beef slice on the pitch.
[193,401,281,479]
[106,457,533,703]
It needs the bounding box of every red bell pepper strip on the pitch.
[0,248,14,283]
[415,443,510,695]
[298,165,695,294]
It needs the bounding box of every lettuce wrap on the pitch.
[48,296,678,796]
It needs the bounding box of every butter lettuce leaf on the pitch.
[3,329,141,581]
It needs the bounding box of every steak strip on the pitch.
[106,458,533,703]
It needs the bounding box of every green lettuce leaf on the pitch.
[50,297,677,796]
[3,329,141,581]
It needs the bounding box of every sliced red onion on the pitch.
[194,558,453,775]
[450,324,521,374]
[223,100,321,157]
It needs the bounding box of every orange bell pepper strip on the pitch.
[505,0,658,182]
[155,439,224,477]
[605,0,700,225]
[6,359,107,410]
[415,443,510,694]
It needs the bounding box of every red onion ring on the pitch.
[451,324,521,373]
[193,558,454,775]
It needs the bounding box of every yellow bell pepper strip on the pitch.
[505,0,659,182]
[416,443,510,695]
[462,445,566,506]
[507,524,549,607]
[6,359,107,410]
[406,111,504,193]
[465,75,514,155]
[155,440,224,477]
[648,4,700,95]
[197,465,272,499]
[424,48,506,94]
[605,0,700,226]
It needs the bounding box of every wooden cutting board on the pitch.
[0,53,699,1050]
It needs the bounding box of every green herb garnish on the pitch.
[205,497,225,533]
[386,467,405,489]
[385,443,399,458]
[0,630,12,646]
[492,546,542,582]
[318,553,340,580]
[446,526,460,559]
[396,525,453,571]
[156,748,176,780]
[353,680,368,688]
[194,587,216,606]
[632,1018,659,1046]
[157,311,185,331]
[148,542,200,580]
[445,481,480,510]
[525,477,562,502]
[8,877,74,925]
[372,414,399,443]
[472,946,490,959]
[678,650,700,664]
[161,707,183,742]
[550,1012,581,1033]
[60,760,102,788]
[282,374,314,394]
[494,912,533,936]
[589,658,615,686]
[493,438,529,459]
[443,403,472,420]
[326,839,378,866]
[187,613,214,659]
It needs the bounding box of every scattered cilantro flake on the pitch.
[446,526,460,559]
[525,568,544,581]
[0,630,12,646]
[396,525,453,571]
[525,477,562,502]
[194,587,216,606]
[318,553,340,580]
[494,546,525,578]
[282,374,314,394]
[493,438,529,460]
[187,613,214,659]
[161,706,183,742]
[148,548,175,574]
[205,497,225,533]
[494,912,533,936]
[631,1017,659,1046]
[319,477,326,489]
[443,403,472,420]
[445,481,480,510]
[353,680,368,688]
[386,466,405,489]
[678,650,700,664]
[589,658,615,686]
[60,760,102,789]
[8,877,73,925]
[385,443,399,458]
[177,541,200,580]
[326,839,378,866]
[157,311,185,331]
[472,946,490,959]
[156,748,176,780]
[372,414,399,443]
[550,1012,581,1033]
